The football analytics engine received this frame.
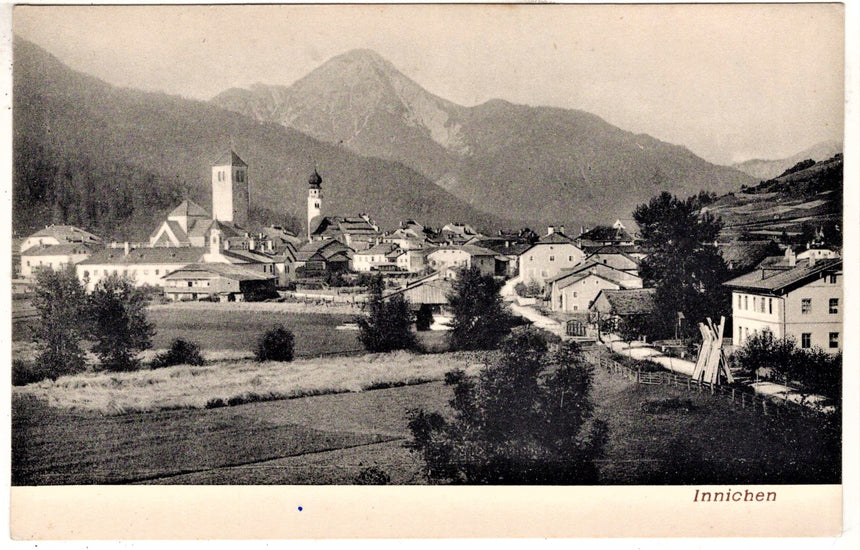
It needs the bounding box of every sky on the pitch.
[12,3,845,165]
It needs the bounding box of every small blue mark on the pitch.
[298,506,303,512]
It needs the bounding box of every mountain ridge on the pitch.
[732,140,843,181]
[13,38,512,241]
[213,48,756,225]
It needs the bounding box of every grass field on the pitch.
[14,350,487,414]
[12,345,839,485]
[147,307,361,357]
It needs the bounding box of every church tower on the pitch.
[211,151,249,228]
[307,169,323,240]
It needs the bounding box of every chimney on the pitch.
[785,247,796,267]
[808,256,816,267]
[547,225,555,235]
[249,237,256,251]
[124,242,130,255]
[559,225,566,235]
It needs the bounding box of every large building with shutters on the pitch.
[723,252,842,353]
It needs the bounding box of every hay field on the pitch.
[14,351,488,414]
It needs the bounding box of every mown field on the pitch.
[146,306,361,357]
[12,345,839,485]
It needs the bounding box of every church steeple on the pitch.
[307,169,323,240]
[211,150,249,228]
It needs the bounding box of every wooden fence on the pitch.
[585,350,828,419]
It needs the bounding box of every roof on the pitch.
[221,249,275,265]
[591,289,656,315]
[584,245,641,264]
[296,239,353,262]
[356,242,400,256]
[723,258,842,294]
[214,150,248,167]
[384,275,452,306]
[168,200,210,219]
[26,225,102,244]
[555,270,623,291]
[578,225,634,243]
[163,263,275,282]
[79,247,206,266]
[520,231,580,255]
[718,240,778,271]
[21,243,97,256]
[546,259,637,285]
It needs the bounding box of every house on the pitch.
[548,263,643,314]
[582,245,641,273]
[426,244,499,277]
[77,246,207,291]
[352,242,403,272]
[718,240,781,273]
[20,225,102,253]
[292,239,353,278]
[77,226,276,291]
[589,288,657,331]
[395,248,428,273]
[439,222,481,244]
[517,229,585,285]
[383,272,455,323]
[467,238,532,277]
[310,215,382,251]
[162,263,277,302]
[576,221,635,250]
[20,243,98,279]
[723,255,842,353]
[383,220,430,250]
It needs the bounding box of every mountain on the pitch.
[732,140,843,181]
[13,38,510,242]
[213,49,756,226]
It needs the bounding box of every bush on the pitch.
[12,359,55,386]
[732,331,841,401]
[407,329,606,484]
[255,325,295,362]
[354,466,391,485]
[151,339,205,369]
[357,274,417,352]
[514,281,544,299]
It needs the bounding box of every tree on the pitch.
[406,328,607,484]
[87,274,156,372]
[633,191,730,338]
[356,274,417,352]
[447,266,514,350]
[151,338,205,369]
[31,265,88,379]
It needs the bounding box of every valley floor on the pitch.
[12,349,839,485]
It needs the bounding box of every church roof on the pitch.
[214,150,248,167]
[168,200,210,219]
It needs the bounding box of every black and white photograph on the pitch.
[6,1,851,538]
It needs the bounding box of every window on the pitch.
[529,256,533,261]
[768,298,772,314]
[155,270,160,275]
[573,305,578,311]
[25,261,29,267]
[188,281,193,287]
[801,299,811,314]
[737,294,742,308]
[801,333,811,348]
[236,170,244,183]
[753,297,757,311]
[829,298,839,314]
[549,256,555,262]
[829,333,839,349]
[744,296,748,310]
[828,274,837,284]
[568,256,573,262]
[760,298,766,313]
[573,292,577,297]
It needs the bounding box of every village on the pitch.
[14,149,842,362]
